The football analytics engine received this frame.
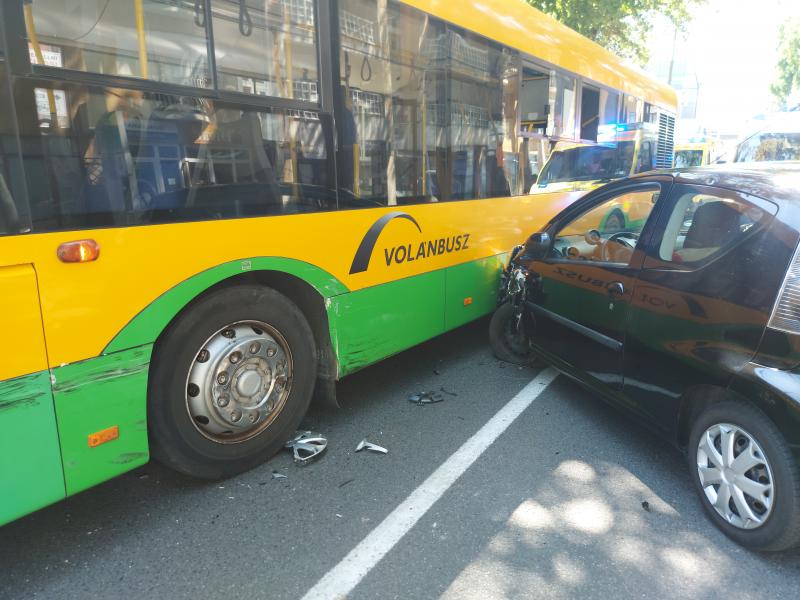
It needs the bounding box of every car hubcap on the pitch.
[186,320,293,443]
[696,423,774,529]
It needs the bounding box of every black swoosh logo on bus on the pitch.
[349,212,422,274]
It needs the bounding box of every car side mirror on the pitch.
[522,231,551,260]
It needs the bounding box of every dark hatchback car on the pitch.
[491,163,800,551]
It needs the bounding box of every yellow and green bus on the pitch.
[0,0,676,525]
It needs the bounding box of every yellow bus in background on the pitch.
[531,121,665,195]
[0,0,676,525]
[674,140,716,167]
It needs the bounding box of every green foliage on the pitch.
[770,18,800,110]
[527,0,702,65]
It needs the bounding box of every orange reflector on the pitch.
[88,425,119,448]
[463,297,473,306]
[57,239,100,263]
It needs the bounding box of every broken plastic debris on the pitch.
[272,471,288,480]
[355,439,388,454]
[284,430,328,465]
[407,391,444,405]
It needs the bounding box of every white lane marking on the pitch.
[300,367,559,600]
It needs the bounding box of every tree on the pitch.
[770,18,800,110]
[526,0,702,65]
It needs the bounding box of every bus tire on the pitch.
[148,284,317,479]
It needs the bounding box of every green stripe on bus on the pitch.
[104,257,348,355]
[328,255,506,377]
[328,270,447,376]
[0,371,65,526]
[53,345,153,496]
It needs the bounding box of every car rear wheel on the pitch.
[688,401,800,551]
[148,285,317,479]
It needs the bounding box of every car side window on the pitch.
[551,186,660,265]
[658,190,773,266]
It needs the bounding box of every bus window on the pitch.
[0,59,27,236]
[337,0,446,205]
[500,52,522,195]
[211,0,319,100]
[26,0,211,88]
[599,88,619,129]
[14,81,335,232]
[580,84,600,141]
[520,66,549,135]
[550,72,576,140]
[337,0,518,204]
[621,95,643,124]
[636,140,654,173]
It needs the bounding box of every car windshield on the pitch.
[735,132,800,162]
[538,142,635,184]
[674,149,704,167]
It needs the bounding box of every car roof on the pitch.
[631,161,800,205]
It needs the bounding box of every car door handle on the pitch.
[607,281,625,297]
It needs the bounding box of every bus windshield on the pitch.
[539,142,635,184]
[735,133,800,162]
[674,149,704,167]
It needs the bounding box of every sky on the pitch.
[647,0,800,138]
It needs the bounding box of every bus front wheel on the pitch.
[148,285,317,479]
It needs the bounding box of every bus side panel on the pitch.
[444,255,507,331]
[0,371,65,526]
[0,264,66,525]
[328,270,446,377]
[52,345,152,496]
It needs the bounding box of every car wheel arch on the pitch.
[677,385,753,449]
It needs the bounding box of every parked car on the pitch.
[734,112,800,163]
[491,163,800,551]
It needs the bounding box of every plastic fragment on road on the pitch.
[641,501,651,512]
[284,430,328,465]
[272,470,288,479]
[407,391,445,405]
[355,439,388,454]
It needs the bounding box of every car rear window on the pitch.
[658,190,775,266]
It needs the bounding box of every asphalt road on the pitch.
[3,319,800,600]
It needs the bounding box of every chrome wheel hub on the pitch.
[186,321,293,443]
[696,423,774,530]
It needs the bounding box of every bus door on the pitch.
[0,45,65,524]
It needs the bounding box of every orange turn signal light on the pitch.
[463,296,473,306]
[88,425,119,448]
[57,239,100,263]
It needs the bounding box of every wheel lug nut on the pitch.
[230,351,242,364]
[231,410,242,423]
[218,395,230,407]
[248,413,257,423]
[197,349,210,363]
[267,347,276,357]
[187,383,200,397]
[222,329,235,339]
[217,372,228,385]
[249,342,261,354]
